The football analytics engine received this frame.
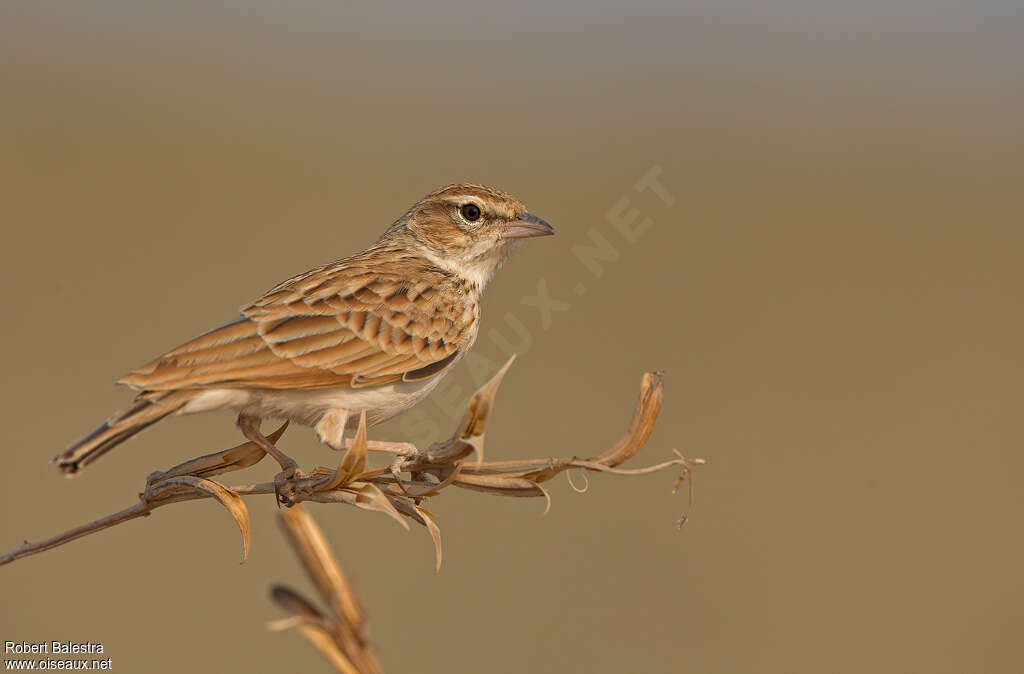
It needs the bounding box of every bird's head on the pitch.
[386,183,554,289]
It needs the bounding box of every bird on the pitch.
[54,183,554,503]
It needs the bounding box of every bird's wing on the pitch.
[119,256,476,391]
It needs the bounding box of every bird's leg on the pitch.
[238,414,301,507]
[362,441,417,484]
[334,438,418,459]
[364,440,418,456]
[381,443,418,497]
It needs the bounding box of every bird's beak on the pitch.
[502,212,555,240]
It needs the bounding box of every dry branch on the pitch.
[1,358,703,569]
[268,505,383,674]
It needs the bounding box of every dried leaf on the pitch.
[453,472,550,498]
[271,616,359,674]
[318,412,368,492]
[158,476,251,563]
[148,422,288,483]
[412,354,516,467]
[458,354,515,442]
[413,506,443,574]
[270,585,324,621]
[352,482,409,531]
[313,483,410,531]
[266,614,315,633]
[589,371,663,467]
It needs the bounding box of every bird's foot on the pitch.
[273,463,305,508]
[367,442,418,498]
[388,456,414,498]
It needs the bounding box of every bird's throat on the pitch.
[417,241,517,292]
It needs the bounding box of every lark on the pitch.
[55,183,554,503]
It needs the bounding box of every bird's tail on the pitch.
[54,391,195,475]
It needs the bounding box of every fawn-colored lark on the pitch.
[55,183,554,504]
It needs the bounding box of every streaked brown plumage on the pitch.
[55,183,554,484]
[122,253,474,392]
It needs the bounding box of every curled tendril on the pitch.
[566,467,591,493]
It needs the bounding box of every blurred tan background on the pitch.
[2,1,1023,672]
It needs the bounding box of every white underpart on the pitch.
[178,375,446,442]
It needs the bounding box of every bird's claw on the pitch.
[274,466,301,508]
[389,457,413,498]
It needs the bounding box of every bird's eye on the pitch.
[460,203,482,222]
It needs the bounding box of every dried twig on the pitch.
[268,505,383,674]
[0,358,703,569]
